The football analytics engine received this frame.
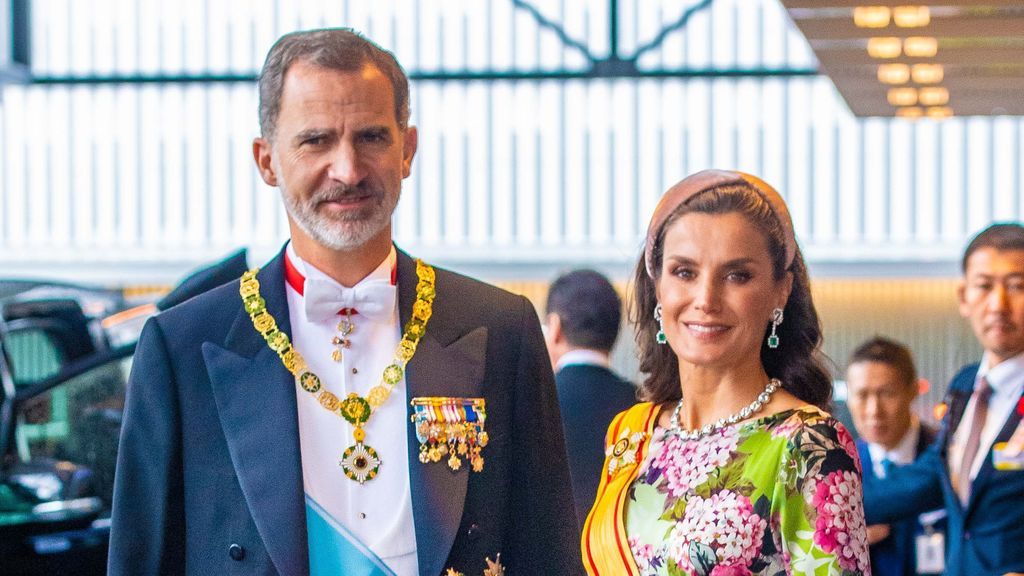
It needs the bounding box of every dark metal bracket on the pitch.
[26,0,818,85]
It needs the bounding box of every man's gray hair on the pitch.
[258,28,411,140]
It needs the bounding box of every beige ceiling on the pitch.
[780,1,1024,117]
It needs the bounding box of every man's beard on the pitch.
[281,183,398,251]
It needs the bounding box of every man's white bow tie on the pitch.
[302,277,397,323]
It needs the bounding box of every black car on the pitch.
[0,250,248,575]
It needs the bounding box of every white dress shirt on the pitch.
[555,348,611,372]
[286,243,418,575]
[867,418,921,479]
[947,351,1024,488]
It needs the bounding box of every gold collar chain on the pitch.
[240,259,436,483]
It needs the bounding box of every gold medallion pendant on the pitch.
[240,259,436,483]
[340,442,381,484]
[337,393,380,484]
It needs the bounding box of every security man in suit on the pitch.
[543,269,636,532]
[109,28,582,576]
[864,222,1024,576]
[846,336,944,576]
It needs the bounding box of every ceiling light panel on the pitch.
[854,6,891,28]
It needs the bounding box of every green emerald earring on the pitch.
[768,307,783,349]
[654,304,667,345]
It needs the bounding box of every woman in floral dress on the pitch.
[582,170,870,576]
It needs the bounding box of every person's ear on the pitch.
[956,280,969,319]
[544,313,563,344]
[253,137,278,187]
[401,126,418,178]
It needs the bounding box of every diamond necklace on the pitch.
[670,378,781,440]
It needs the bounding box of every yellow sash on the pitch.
[580,402,661,576]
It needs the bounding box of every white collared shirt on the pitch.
[286,243,418,575]
[555,348,611,372]
[948,351,1024,486]
[867,418,921,479]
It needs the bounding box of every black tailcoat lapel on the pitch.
[202,252,309,576]
[396,250,488,576]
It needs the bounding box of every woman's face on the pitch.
[656,211,792,371]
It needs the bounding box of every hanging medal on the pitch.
[337,393,381,483]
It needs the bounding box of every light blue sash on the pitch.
[305,495,397,576]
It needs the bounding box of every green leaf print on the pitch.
[703,461,752,495]
[668,495,688,521]
[666,561,689,576]
[738,430,787,501]
[630,482,675,542]
[688,541,717,576]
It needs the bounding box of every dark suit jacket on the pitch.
[555,363,636,531]
[864,364,1024,576]
[857,425,938,576]
[108,247,583,576]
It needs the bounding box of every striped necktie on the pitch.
[956,377,992,505]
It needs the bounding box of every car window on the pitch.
[13,357,131,508]
[5,328,63,386]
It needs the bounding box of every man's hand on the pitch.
[866,524,890,545]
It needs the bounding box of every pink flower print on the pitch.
[628,536,660,573]
[668,490,766,573]
[835,424,863,474]
[649,426,739,498]
[709,565,753,576]
[770,413,803,439]
[639,427,669,475]
[810,470,870,573]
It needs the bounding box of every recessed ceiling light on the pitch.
[912,64,944,84]
[878,63,911,84]
[896,106,924,118]
[918,87,949,106]
[868,37,902,59]
[888,87,919,106]
[854,6,891,28]
[903,37,938,58]
[893,6,930,28]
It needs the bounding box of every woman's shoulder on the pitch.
[613,401,660,422]
[603,402,661,444]
[767,405,845,434]
[612,401,661,429]
[768,406,861,466]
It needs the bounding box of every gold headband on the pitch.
[643,169,797,278]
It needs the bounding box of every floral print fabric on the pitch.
[624,407,870,576]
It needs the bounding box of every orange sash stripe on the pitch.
[580,402,660,576]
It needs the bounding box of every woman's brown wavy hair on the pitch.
[631,182,832,408]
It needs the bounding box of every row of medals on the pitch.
[415,415,488,472]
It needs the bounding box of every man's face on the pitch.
[959,247,1024,366]
[846,361,916,450]
[253,60,417,252]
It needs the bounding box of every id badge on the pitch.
[993,441,1024,471]
[915,532,945,575]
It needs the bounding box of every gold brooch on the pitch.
[606,428,645,476]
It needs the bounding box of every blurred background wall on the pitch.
[1,0,1018,422]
